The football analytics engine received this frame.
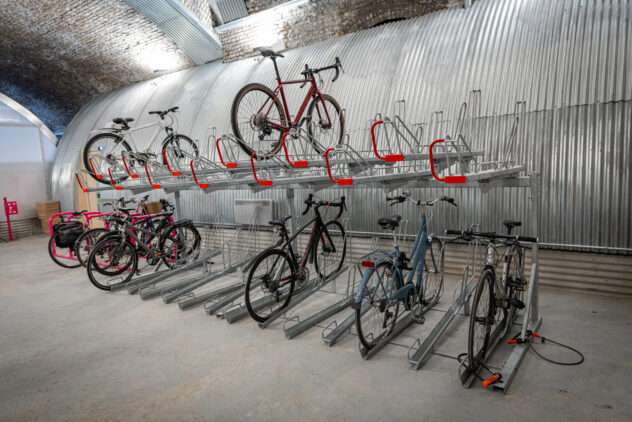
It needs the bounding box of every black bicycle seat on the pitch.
[269,215,291,227]
[112,117,134,124]
[503,220,522,235]
[71,210,87,216]
[259,49,284,59]
[378,215,401,230]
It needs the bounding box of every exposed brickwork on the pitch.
[220,0,455,62]
[244,0,288,14]
[180,0,215,30]
[0,0,195,132]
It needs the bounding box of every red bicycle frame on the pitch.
[260,73,334,134]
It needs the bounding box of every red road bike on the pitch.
[230,49,345,157]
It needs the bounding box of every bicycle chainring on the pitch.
[296,267,309,289]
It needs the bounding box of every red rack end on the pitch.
[250,152,273,187]
[144,163,161,189]
[282,132,309,167]
[122,154,139,179]
[190,160,209,189]
[337,178,353,185]
[88,157,103,179]
[385,154,404,162]
[445,175,466,184]
[217,137,238,169]
[107,168,123,190]
[75,173,89,193]
[162,149,181,176]
[294,160,309,167]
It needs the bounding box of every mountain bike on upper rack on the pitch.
[353,192,456,350]
[86,214,200,291]
[445,222,536,382]
[244,194,347,323]
[82,106,198,185]
[231,49,345,157]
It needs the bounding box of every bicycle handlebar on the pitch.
[302,194,346,218]
[148,106,179,119]
[386,193,457,207]
[300,57,343,82]
[446,229,537,243]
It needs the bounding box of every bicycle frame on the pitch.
[262,67,333,134]
[354,210,439,308]
[102,116,172,157]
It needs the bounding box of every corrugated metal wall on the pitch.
[52,0,632,252]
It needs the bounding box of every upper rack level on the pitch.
[76,90,528,194]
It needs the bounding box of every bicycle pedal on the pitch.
[509,298,525,309]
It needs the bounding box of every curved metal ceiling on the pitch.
[52,0,632,251]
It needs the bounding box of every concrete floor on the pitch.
[1,235,631,421]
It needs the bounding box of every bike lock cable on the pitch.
[508,330,584,366]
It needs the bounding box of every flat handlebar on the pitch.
[446,229,537,243]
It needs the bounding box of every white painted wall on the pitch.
[0,101,58,222]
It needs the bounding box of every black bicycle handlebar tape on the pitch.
[446,229,464,236]
[334,196,346,219]
[332,64,340,82]
[302,193,313,215]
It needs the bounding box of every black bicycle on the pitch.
[86,214,200,291]
[446,221,536,380]
[244,194,347,323]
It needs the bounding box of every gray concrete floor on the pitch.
[1,235,631,421]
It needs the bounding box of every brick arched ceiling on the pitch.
[0,0,198,133]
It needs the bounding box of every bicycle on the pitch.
[86,214,200,291]
[74,196,174,267]
[352,192,456,350]
[445,222,536,381]
[244,194,347,323]
[231,49,345,157]
[82,107,198,185]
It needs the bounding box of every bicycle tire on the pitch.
[82,132,133,185]
[230,83,288,157]
[306,94,344,153]
[421,237,444,306]
[467,268,495,372]
[356,262,401,350]
[161,134,199,169]
[74,228,110,267]
[47,232,82,269]
[244,248,296,323]
[158,221,201,269]
[87,235,137,291]
[313,220,346,279]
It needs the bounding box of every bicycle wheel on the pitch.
[48,233,82,268]
[162,134,199,170]
[356,262,401,350]
[313,220,346,279]
[508,245,525,304]
[230,83,288,157]
[467,269,500,372]
[306,94,344,153]
[74,228,110,267]
[159,222,201,269]
[87,235,137,291]
[82,133,133,185]
[421,237,444,306]
[245,248,296,323]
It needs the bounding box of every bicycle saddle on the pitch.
[503,220,522,235]
[112,117,134,124]
[258,48,284,59]
[377,215,401,230]
[71,210,87,216]
[269,215,291,227]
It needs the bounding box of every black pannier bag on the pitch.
[53,221,84,248]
